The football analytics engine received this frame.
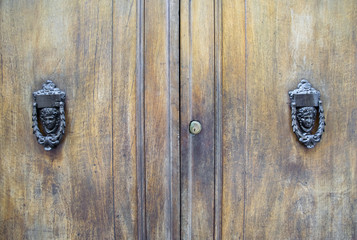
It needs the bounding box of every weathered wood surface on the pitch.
[113,0,138,239]
[113,0,180,239]
[143,0,180,239]
[221,0,246,239]
[180,0,216,239]
[1,0,181,239]
[244,0,357,239]
[1,0,357,239]
[0,0,114,239]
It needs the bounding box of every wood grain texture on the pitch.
[244,0,357,239]
[113,0,138,239]
[180,0,215,238]
[221,0,246,239]
[214,0,223,238]
[144,0,180,239]
[0,1,114,239]
[2,1,357,239]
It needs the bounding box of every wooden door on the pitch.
[0,1,114,239]
[181,0,357,238]
[1,0,356,239]
[0,0,180,239]
[180,0,356,239]
[242,1,357,238]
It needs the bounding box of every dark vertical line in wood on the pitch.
[136,0,146,238]
[166,0,173,238]
[169,1,180,238]
[180,0,194,237]
[243,0,248,239]
[214,0,223,239]
[187,0,193,237]
[179,2,183,239]
[178,3,182,239]
[111,0,116,239]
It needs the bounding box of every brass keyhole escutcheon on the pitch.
[189,120,202,135]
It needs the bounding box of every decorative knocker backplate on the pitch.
[289,80,326,148]
[32,80,66,150]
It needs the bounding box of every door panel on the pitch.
[143,0,180,239]
[1,0,356,239]
[113,0,180,239]
[0,1,113,239]
[221,0,246,238]
[180,0,215,238]
[244,0,357,239]
[113,0,138,238]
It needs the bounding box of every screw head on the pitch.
[189,120,202,135]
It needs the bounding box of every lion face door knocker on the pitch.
[289,80,326,148]
[32,80,66,150]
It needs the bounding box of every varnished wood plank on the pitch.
[112,0,139,239]
[0,1,113,239]
[144,0,180,239]
[180,0,215,238]
[245,0,357,239]
[221,0,246,239]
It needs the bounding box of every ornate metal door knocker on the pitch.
[32,80,66,150]
[289,79,326,148]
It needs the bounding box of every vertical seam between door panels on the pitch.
[178,1,182,239]
[111,0,115,239]
[188,0,193,238]
[243,0,248,239]
[166,0,173,238]
[136,0,146,238]
[214,0,223,239]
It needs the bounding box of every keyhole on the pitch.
[189,120,202,135]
